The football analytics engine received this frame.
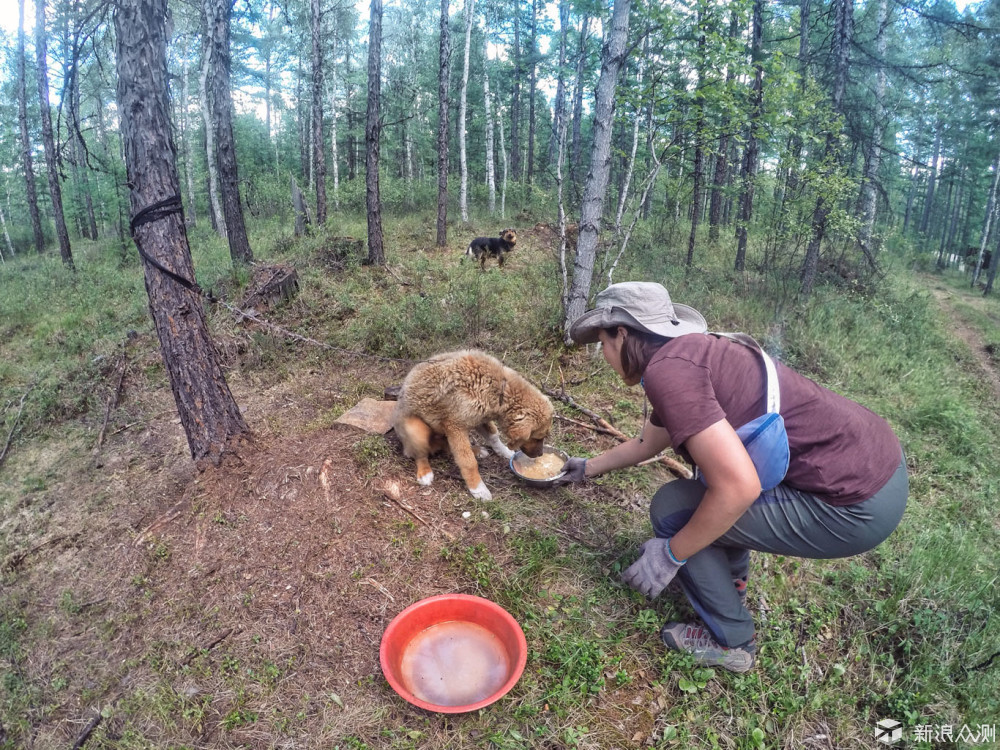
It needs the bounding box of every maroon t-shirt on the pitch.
[643,334,900,506]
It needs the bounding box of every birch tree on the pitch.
[458,0,475,223]
[16,0,45,255]
[312,0,328,224]
[35,0,74,269]
[435,0,451,246]
[563,0,631,341]
[366,0,385,265]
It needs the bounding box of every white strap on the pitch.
[714,332,780,414]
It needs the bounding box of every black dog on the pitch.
[463,229,517,270]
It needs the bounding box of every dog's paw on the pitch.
[486,436,515,460]
[468,482,492,502]
[477,446,491,459]
[417,471,434,486]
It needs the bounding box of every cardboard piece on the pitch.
[335,398,397,434]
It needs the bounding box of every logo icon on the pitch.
[876,719,903,745]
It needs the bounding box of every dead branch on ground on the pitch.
[544,386,692,479]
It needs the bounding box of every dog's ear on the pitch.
[498,230,505,237]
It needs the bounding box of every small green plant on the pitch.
[677,668,715,693]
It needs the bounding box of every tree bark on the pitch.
[526,0,537,189]
[510,1,522,183]
[204,0,253,264]
[16,0,45,255]
[735,0,764,271]
[115,0,249,465]
[459,0,475,223]
[435,0,451,246]
[484,59,496,215]
[35,0,74,269]
[853,0,887,265]
[709,7,740,241]
[971,151,1000,287]
[800,0,853,296]
[569,15,590,202]
[686,15,707,268]
[546,0,570,173]
[365,0,385,265]
[919,124,941,236]
[564,0,631,341]
[311,0,327,225]
[181,47,198,228]
[201,37,227,238]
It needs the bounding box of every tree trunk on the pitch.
[201,40,227,238]
[709,8,740,242]
[459,0,475,223]
[919,124,941,236]
[484,53,496,215]
[526,0,537,189]
[204,0,253,264]
[311,0,327,225]
[563,0,631,341]
[510,1,522,184]
[800,0,853,296]
[614,46,644,236]
[546,0,570,172]
[971,151,1000,287]
[498,100,508,218]
[569,15,590,202]
[686,17,707,268]
[16,0,45,255]
[181,48,198,228]
[435,0,451,246]
[365,0,385,265]
[115,0,248,465]
[0,206,13,260]
[853,0,887,265]
[734,0,764,272]
[35,0,74,269]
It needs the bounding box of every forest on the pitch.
[1,0,1000,746]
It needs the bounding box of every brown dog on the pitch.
[392,349,553,501]
[463,229,517,269]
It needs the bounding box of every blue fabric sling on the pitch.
[699,333,790,492]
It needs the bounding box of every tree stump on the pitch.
[240,264,300,312]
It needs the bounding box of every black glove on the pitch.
[554,457,588,485]
[621,538,684,598]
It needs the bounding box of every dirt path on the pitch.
[927,280,1000,402]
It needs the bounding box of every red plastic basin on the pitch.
[379,594,527,713]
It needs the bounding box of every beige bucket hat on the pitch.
[569,281,708,345]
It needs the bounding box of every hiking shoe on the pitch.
[661,622,756,673]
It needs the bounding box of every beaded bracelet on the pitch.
[666,538,687,565]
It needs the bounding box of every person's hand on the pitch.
[622,538,684,598]
[554,457,588,485]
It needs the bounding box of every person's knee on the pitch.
[650,479,706,537]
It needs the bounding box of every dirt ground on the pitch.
[1,338,659,747]
[927,280,1000,401]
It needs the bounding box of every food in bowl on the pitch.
[514,452,566,480]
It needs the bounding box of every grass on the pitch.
[2,210,1000,748]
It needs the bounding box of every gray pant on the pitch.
[649,454,908,648]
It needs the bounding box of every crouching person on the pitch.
[557,282,908,672]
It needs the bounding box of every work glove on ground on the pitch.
[554,457,588,485]
[622,537,685,599]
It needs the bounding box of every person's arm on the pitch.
[583,419,672,478]
[666,418,761,561]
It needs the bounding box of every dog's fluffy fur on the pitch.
[392,349,553,501]
[463,229,517,269]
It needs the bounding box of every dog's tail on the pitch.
[462,244,473,262]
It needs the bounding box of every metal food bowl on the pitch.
[509,447,569,489]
